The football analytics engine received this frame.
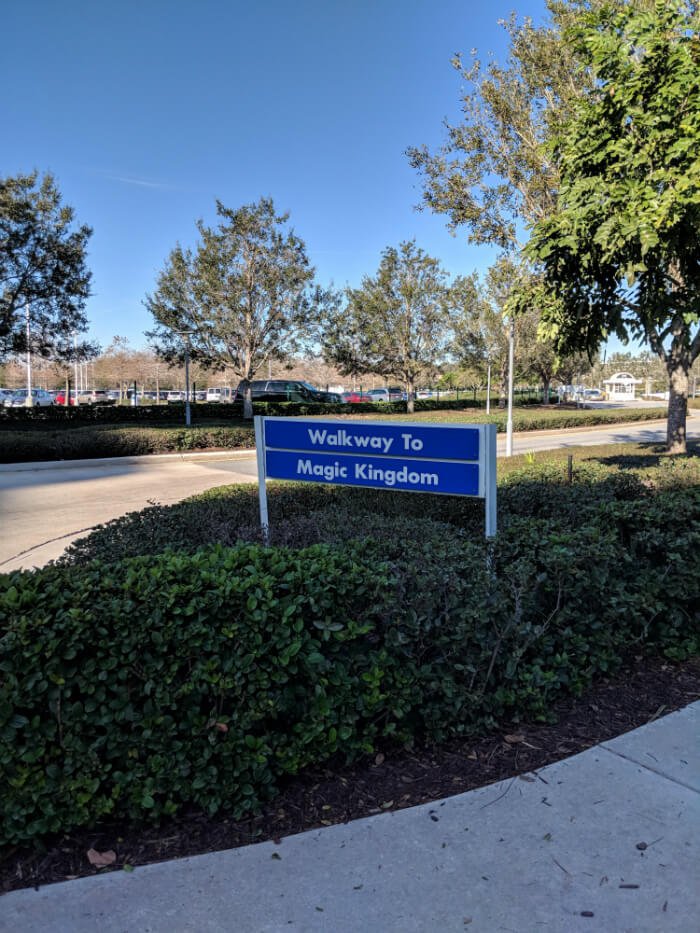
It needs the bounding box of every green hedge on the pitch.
[1,488,699,846]
[0,425,256,463]
[0,405,669,464]
[0,402,247,426]
[59,451,700,566]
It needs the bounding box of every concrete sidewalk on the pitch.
[2,702,698,933]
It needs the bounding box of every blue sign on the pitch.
[255,417,498,538]
[266,449,480,496]
[264,420,480,462]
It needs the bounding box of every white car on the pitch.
[206,387,234,402]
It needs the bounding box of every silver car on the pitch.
[3,388,55,407]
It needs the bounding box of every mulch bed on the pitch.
[2,653,699,895]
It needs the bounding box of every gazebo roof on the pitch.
[603,371,643,385]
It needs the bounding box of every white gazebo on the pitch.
[603,371,643,401]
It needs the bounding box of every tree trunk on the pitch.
[406,376,415,415]
[666,355,689,454]
[542,378,550,405]
[240,379,253,420]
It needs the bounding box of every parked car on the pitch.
[341,391,374,403]
[54,389,94,405]
[206,387,235,403]
[582,388,605,402]
[234,380,342,403]
[366,387,404,403]
[3,388,55,407]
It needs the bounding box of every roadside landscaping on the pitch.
[0,403,670,462]
[1,442,698,886]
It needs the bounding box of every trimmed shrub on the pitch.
[1,490,699,846]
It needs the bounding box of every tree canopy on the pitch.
[0,171,92,360]
[407,2,592,250]
[145,197,329,417]
[526,0,700,451]
[323,241,457,413]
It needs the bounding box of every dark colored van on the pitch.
[235,380,342,403]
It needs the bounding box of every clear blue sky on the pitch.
[4,0,552,351]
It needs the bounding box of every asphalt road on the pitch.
[1,414,697,573]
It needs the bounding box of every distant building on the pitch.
[603,371,643,401]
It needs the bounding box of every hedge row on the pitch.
[1,488,698,846]
[60,452,700,566]
[0,406,669,464]
[0,402,244,426]
[0,396,486,427]
[0,425,256,463]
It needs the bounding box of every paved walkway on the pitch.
[2,702,698,932]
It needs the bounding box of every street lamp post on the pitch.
[486,359,491,416]
[25,303,33,407]
[506,317,515,457]
[175,330,194,426]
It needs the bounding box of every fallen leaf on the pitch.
[519,774,536,783]
[270,852,282,860]
[467,752,478,760]
[375,753,385,765]
[381,800,394,809]
[504,733,525,744]
[123,864,134,873]
[87,848,116,867]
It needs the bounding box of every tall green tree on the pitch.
[452,258,550,407]
[145,198,329,418]
[323,241,456,413]
[450,270,506,405]
[407,3,594,251]
[527,0,700,452]
[0,172,92,360]
[407,2,600,404]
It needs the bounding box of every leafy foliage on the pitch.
[1,464,698,845]
[408,3,591,250]
[323,241,458,412]
[0,172,92,360]
[527,1,700,451]
[145,198,331,417]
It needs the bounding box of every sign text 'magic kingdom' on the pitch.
[265,450,480,496]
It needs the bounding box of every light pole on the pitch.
[175,330,194,426]
[486,359,492,415]
[25,303,33,407]
[506,316,515,457]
